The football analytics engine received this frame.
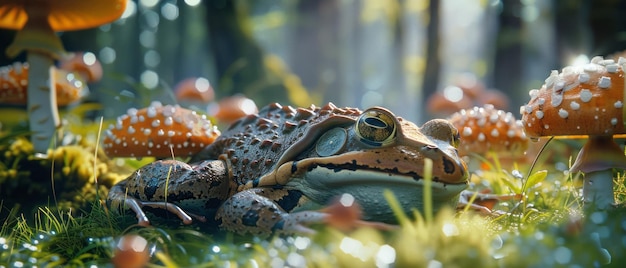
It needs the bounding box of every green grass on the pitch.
[1,134,625,267]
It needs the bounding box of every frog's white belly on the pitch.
[289,167,468,222]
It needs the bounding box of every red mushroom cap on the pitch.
[521,56,626,137]
[449,104,528,156]
[0,0,127,31]
[174,77,214,103]
[426,89,473,117]
[103,101,221,158]
[0,62,85,106]
[213,95,258,125]
[476,89,510,111]
[455,72,486,99]
[59,52,103,83]
[111,234,150,268]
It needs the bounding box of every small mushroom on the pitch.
[58,52,103,83]
[0,0,126,154]
[212,94,258,125]
[174,77,215,104]
[449,104,528,158]
[103,101,221,158]
[520,56,626,209]
[426,88,473,118]
[477,89,510,111]
[0,62,86,106]
[111,234,150,268]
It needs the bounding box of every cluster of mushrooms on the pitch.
[446,56,626,210]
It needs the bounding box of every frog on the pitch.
[107,102,469,236]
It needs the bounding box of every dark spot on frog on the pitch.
[291,161,298,173]
[442,156,455,174]
[144,177,160,199]
[167,191,195,202]
[242,210,260,226]
[272,219,285,231]
[275,190,303,212]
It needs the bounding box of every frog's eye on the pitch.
[355,109,397,146]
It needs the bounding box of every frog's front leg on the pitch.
[217,188,329,236]
[108,159,233,225]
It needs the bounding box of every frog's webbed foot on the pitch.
[457,190,521,215]
[108,181,206,226]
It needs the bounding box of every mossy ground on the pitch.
[0,121,625,267]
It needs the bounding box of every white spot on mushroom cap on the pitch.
[570,101,580,110]
[580,89,592,102]
[551,93,563,107]
[490,128,499,137]
[606,64,618,73]
[611,118,618,126]
[545,70,558,87]
[462,126,472,137]
[147,106,157,118]
[598,76,611,88]
[507,129,515,138]
[164,116,173,126]
[558,109,568,119]
[478,133,486,142]
[614,101,623,108]
[535,111,544,119]
[578,73,590,83]
[537,98,545,105]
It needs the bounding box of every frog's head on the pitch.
[253,106,469,222]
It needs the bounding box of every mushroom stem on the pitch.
[581,169,615,209]
[5,5,66,155]
[27,52,61,154]
[570,135,626,209]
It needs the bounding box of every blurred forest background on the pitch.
[1,0,625,123]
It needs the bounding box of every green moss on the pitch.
[0,134,128,222]
[1,128,626,266]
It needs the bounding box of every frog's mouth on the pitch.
[290,166,467,222]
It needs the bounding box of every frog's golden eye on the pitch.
[355,109,397,146]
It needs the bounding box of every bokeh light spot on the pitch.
[443,86,463,102]
[185,0,202,6]
[141,70,159,89]
[162,3,179,20]
[99,47,116,64]
[83,52,97,66]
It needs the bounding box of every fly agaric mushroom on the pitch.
[58,52,103,83]
[103,101,221,158]
[426,87,473,118]
[0,0,126,154]
[449,104,528,159]
[174,77,215,104]
[0,62,86,106]
[212,94,258,125]
[521,56,626,209]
